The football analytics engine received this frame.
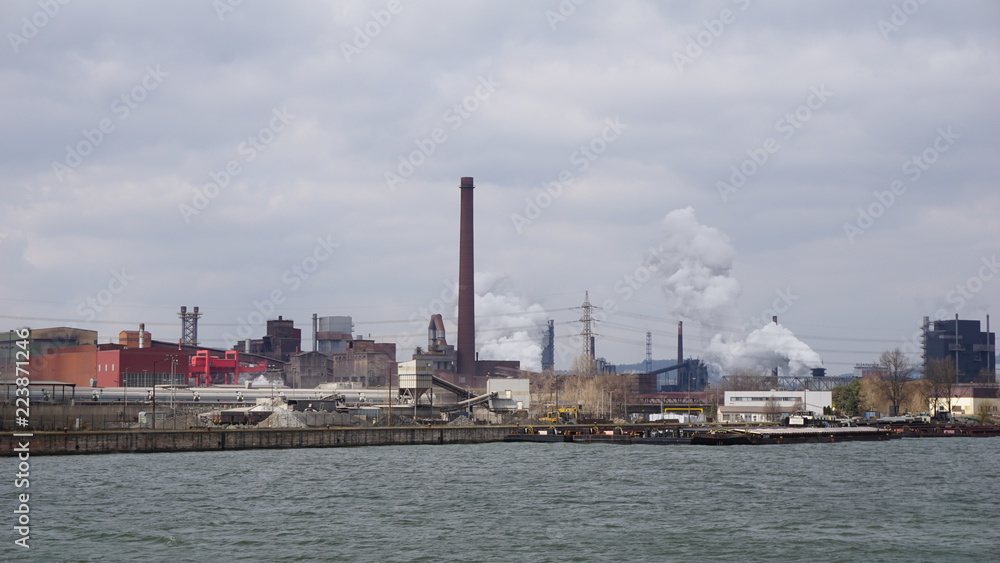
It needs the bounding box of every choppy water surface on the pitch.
[6,438,998,562]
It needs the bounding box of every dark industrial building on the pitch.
[923,316,996,383]
[236,316,302,363]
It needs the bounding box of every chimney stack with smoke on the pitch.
[677,320,683,367]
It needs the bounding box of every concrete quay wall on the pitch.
[2,426,513,456]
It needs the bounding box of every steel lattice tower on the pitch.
[579,291,595,361]
[179,306,201,346]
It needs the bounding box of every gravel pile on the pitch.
[257,409,309,428]
[446,415,475,426]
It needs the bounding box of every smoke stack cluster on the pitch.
[457,177,476,377]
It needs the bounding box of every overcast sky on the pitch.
[2,0,998,375]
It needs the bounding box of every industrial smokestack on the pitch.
[457,176,476,378]
[312,313,318,352]
[772,315,778,325]
[139,323,145,348]
[677,321,683,366]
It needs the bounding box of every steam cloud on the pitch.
[648,207,822,376]
[472,271,545,372]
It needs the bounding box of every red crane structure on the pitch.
[188,350,267,387]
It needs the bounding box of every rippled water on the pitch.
[6,438,998,561]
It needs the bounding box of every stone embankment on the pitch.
[2,425,512,456]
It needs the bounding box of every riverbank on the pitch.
[7,422,998,456]
[1,425,512,456]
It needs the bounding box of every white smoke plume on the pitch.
[648,207,822,377]
[646,207,743,332]
[472,271,545,372]
[705,322,823,377]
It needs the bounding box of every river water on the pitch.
[5,437,998,562]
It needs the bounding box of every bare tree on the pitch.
[570,354,597,378]
[762,397,782,422]
[922,358,957,418]
[974,367,997,384]
[875,348,915,416]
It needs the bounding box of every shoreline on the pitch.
[1,426,513,456]
[6,422,998,456]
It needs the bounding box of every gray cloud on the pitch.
[2,0,997,374]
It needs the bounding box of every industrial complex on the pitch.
[1,177,998,431]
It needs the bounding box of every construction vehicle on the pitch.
[539,406,580,424]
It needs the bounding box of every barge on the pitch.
[690,426,899,445]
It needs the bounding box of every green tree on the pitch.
[832,378,863,417]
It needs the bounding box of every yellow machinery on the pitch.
[539,406,580,424]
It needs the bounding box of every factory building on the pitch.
[29,342,191,388]
[923,316,996,383]
[928,384,1000,418]
[332,339,396,387]
[314,315,353,355]
[247,313,396,389]
[287,351,333,389]
[0,327,98,379]
[286,339,396,389]
[412,314,456,373]
[12,325,279,387]
[235,316,302,363]
[718,390,832,423]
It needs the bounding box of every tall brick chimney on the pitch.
[457,176,476,378]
